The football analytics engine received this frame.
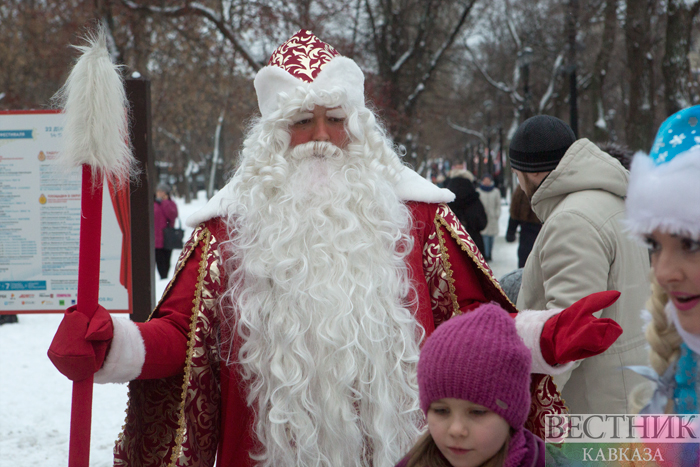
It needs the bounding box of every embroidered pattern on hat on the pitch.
[267,30,339,83]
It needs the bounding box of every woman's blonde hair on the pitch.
[404,430,510,467]
[646,280,682,377]
[629,277,682,413]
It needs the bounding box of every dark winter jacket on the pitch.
[506,185,542,268]
[446,176,487,256]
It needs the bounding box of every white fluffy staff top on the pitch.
[54,23,136,184]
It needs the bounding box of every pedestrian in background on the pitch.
[477,173,501,261]
[506,185,542,268]
[154,183,178,279]
[446,166,488,257]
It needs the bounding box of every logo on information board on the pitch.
[38,151,46,161]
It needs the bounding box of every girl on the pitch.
[395,302,544,467]
[625,105,700,414]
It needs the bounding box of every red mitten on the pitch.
[540,290,623,366]
[47,305,114,381]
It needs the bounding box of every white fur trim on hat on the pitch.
[626,148,700,239]
[254,56,365,118]
[514,308,575,375]
[94,316,145,384]
[187,166,454,227]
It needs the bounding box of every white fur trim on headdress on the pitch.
[625,147,700,239]
[254,57,365,118]
[187,166,454,227]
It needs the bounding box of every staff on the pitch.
[48,24,136,467]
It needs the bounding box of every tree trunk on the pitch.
[567,0,579,137]
[663,0,700,117]
[590,0,618,142]
[625,0,656,151]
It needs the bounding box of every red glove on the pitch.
[47,304,114,382]
[540,290,622,366]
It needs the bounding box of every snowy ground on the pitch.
[0,191,518,467]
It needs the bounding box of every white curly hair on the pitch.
[218,84,424,467]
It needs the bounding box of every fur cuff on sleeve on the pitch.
[515,308,575,375]
[94,316,145,384]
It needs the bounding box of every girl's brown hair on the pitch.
[404,430,511,467]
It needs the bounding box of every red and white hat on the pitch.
[254,30,365,118]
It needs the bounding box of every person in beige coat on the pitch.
[477,173,501,261]
[508,115,650,414]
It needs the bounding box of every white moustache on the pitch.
[288,141,344,160]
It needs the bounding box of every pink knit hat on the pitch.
[418,303,532,429]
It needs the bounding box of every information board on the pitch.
[0,110,132,313]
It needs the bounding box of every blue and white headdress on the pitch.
[626,105,700,239]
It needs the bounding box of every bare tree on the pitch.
[121,0,266,71]
[4,0,697,179]
[589,0,619,142]
[361,0,478,141]
[662,0,700,117]
[624,0,657,151]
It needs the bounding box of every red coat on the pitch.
[114,202,564,467]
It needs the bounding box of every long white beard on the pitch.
[222,142,424,467]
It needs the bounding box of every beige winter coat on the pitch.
[516,138,650,414]
[477,186,501,237]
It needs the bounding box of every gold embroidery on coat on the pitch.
[169,228,212,465]
[434,204,515,309]
[434,216,461,318]
[422,231,453,326]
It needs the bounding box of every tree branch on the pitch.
[447,117,488,145]
[538,52,564,113]
[364,0,380,58]
[120,0,264,71]
[503,0,522,50]
[404,0,478,111]
[464,45,521,101]
[392,0,435,73]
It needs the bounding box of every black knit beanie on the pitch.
[509,115,576,172]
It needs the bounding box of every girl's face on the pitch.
[427,398,509,467]
[645,230,700,334]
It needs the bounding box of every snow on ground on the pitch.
[0,190,518,467]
